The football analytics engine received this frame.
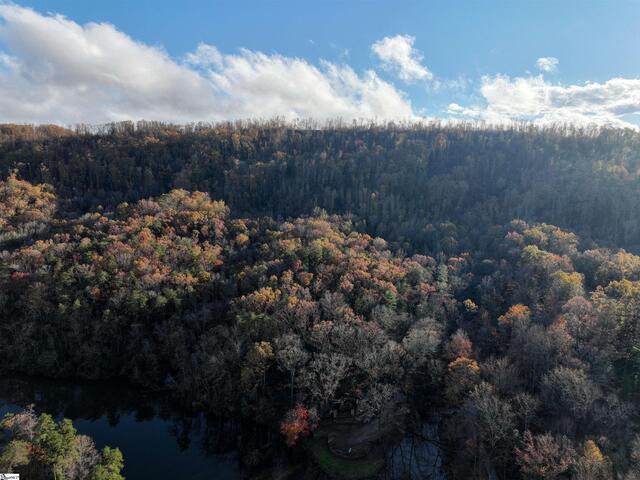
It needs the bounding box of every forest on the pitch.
[0,407,124,480]
[2,122,640,479]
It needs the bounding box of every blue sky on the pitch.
[0,1,639,126]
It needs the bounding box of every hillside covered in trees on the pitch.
[2,122,640,479]
[2,122,640,255]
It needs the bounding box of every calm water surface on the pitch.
[0,376,241,480]
[0,376,449,479]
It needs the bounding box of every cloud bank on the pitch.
[0,5,414,124]
[187,44,414,121]
[477,75,640,127]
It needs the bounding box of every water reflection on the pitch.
[0,376,451,479]
[0,376,241,480]
[386,418,447,480]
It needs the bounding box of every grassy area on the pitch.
[307,436,385,480]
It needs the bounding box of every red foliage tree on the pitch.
[280,405,313,447]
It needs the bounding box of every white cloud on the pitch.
[371,34,432,83]
[1,5,638,130]
[446,103,481,118]
[0,5,415,124]
[188,44,414,120]
[0,4,215,124]
[463,74,640,128]
[536,57,559,73]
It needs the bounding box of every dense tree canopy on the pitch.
[1,122,640,255]
[2,122,640,479]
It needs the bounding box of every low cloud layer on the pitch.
[371,34,432,83]
[0,5,415,124]
[187,44,414,121]
[448,75,640,128]
[480,75,640,127]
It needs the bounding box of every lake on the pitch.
[0,376,447,480]
[0,376,241,480]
